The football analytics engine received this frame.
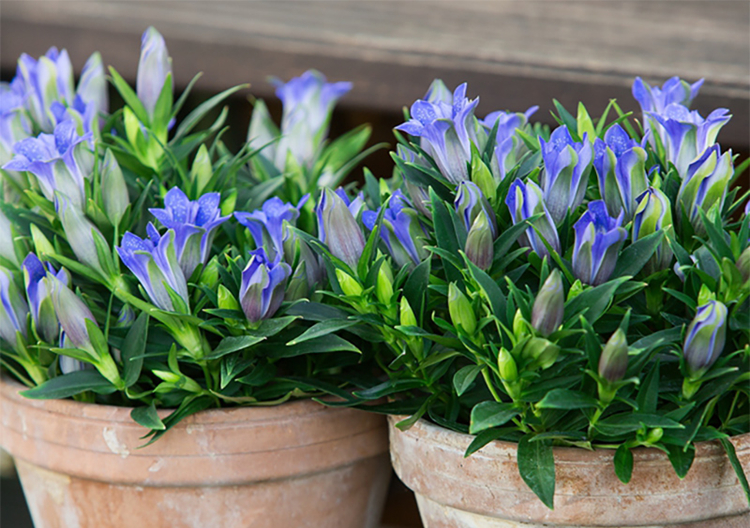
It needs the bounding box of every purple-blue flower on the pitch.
[316,188,366,268]
[539,126,593,224]
[396,82,480,184]
[683,300,727,379]
[648,104,730,177]
[117,229,190,312]
[239,247,291,323]
[506,179,561,258]
[632,187,673,275]
[572,201,628,286]
[454,181,498,237]
[22,253,70,343]
[15,47,75,132]
[149,188,230,278]
[632,77,703,115]
[3,119,93,208]
[593,124,648,220]
[235,196,307,260]
[362,190,428,269]
[137,27,173,121]
[481,106,538,179]
[0,267,28,347]
[46,272,99,356]
[270,70,351,169]
[676,144,733,234]
[0,78,32,171]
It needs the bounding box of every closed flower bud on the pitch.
[198,257,220,290]
[284,262,310,302]
[677,145,733,235]
[376,266,394,306]
[531,269,564,337]
[455,182,497,237]
[506,179,561,258]
[47,273,98,356]
[522,337,560,371]
[116,305,136,327]
[0,267,29,347]
[100,149,129,227]
[399,297,418,328]
[572,200,628,285]
[633,187,673,275]
[497,347,518,381]
[448,282,477,335]
[136,27,173,120]
[335,269,363,297]
[683,300,728,380]
[598,328,629,383]
[737,246,750,286]
[465,210,494,270]
[239,248,291,323]
[55,192,111,279]
[23,253,68,343]
[316,188,366,269]
[218,284,240,311]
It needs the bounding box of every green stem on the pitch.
[481,368,503,403]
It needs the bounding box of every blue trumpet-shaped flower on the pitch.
[683,300,727,379]
[76,52,109,120]
[481,106,538,180]
[316,188,366,268]
[455,181,498,236]
[397,82,480,184]
[593,124,648,220]
[271,70,351,169]
[632,187,673,274]
[539,126,594,224]
[239,247,291,323]
[632,77,703,115]
[46,272,98,355]
[149,188,230,278]
[648,104,730,177]
[362,190,428,269]
[0,267,29,347]
[4,119,93,208]
[235,196,308,260]
[137,27,173,121]
[23,253,69,343]
[0,78,32,171]
[506,179,561,258]
[117,229,190,312]
[572,201,628,285]
[15,47,75,132]
[676,144,733,234]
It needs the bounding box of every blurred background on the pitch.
[1,1,748,526]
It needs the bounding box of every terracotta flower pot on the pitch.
[0,377,391,528]
[389,416,750,528]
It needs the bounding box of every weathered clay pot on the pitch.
[389,416,750,527]
[0,377,391,528]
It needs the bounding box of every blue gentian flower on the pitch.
[239,247,291,323]
[117,229,190,312]
[506,179,561,258]
[362,190,428,269]
[4,119,93,208]
[454,181,498,236]
[316,188,366,269]
[632,187,673,274]
[676,144,733,234]
[539,126,594,224]
[593,124,648,220]
[46,272,99,356]
[0,267,29,347]
[396,82,480,184]
[15,47,75,132]
[137,27,173,121]
[648,103,730,177]
[481,106,538,179]
[76,52,109,119]
[235,196,308,260]
[22,253,69,343]
[572,200,628,285]
[632,76,703,115]
[270,70,351,169]
[149,188,230,277]
[683,300,727,379]
[0,78,32,171]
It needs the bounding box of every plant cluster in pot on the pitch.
[0,28,391,528]
[314,79,750,526]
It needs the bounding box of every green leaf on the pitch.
[172,84,249,140]
[85,319,109,360]
[121,312,148,388]
[469,401,520,434]
[517,434,556,509]
[142,395,214,445]
[453,365,483,396]
[403,258,431,324]
[430,188,462,283]
[612,231,664,278]
[236,361,275,387]
[21,370,116,399]
[614,444,634,483]
[464,428,511,456]
[595,413,684,436]
[250,316,301,337]
[108,67,149,125]
[719,438,750,506]
[287,319,359,345]
[666,443,695,479]
[353,379,427,400]
[636,360,659,414]
[205,335,266,360]
[537,389,599,410]
[565,276,630,323]
[130,403,166,431]
[271,334,360,358]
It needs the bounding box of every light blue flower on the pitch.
[117,229,190,312]
[683,300,727,379]
[235,196,308,260]
[316,188,366,268]
[149,188,230,277]
[572,200,628,285]
[539,126,593,224]
[362,190,428,269]
[506,179,561,258]
[454,181,497,236]
[593,124,648,220]
[54,192,110,278]
[632,187,673,274]
[0,267,28,347]
[15,47,75,132]
[47,272,98,355]
[136,27,173,121]
[632,76,703,115]
[239,247,291,323]
[22,253,69,343]
[396,82,480,184]
[481,106,538,179]
[0,78,32,172]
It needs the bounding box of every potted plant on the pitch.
[312,78,750,526]
[0,28,390,527]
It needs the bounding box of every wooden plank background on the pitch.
[2,0,748,149]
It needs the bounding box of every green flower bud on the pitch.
[598,328,629,383]
[399,297,418,328]
[497,347,518,381]
[335,269,363,297]
[217,285,240,311]
[198,257,220,290]
[100,149,130,227]
[522,337,560,370]
[465,210,494,270]
[376,266,394,306]
[448,282,476,335]
[531,269,564,337]
[646,427,663,444]
[737,246,750,286]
